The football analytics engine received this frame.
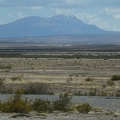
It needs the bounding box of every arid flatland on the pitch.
[0,45,120,96]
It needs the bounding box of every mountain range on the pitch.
[0,14,119,38]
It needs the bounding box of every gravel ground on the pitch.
[0,112,120,120]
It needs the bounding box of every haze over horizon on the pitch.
[0,0,120,31]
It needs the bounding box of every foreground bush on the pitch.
[77,103,92,113]
[53,93,72,112]
[32,98,52,113]
[0,92,94,114]
[1,93,32,113]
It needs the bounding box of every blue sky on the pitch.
[0,0,120,31]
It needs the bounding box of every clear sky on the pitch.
[0,0,120,31]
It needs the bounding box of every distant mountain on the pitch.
[0,14,118,38]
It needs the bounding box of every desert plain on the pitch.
[0,45,120,120]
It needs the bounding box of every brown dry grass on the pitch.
[0,58,120,95]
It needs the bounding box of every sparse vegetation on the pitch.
[1,92,32,113]
[0,64,12,69]
[11,76,21,81]
[99,91,107,96]
[116,89,120,97]
[23,83,54,95]
[74,91,83,96]
[74,90,108,96]
[66,75,73,83]
[53,93,72,112]
[0,78,5,93]
[0,92,94,114]
[85,77,94,82]
[107,80,115,86]
[76,103,92,113]
[0,100,3,111]
[0,45,120,116]
[32,98,52,113]
[88,88,97,96]
[0,82,54,95]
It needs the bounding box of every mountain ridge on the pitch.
[0,14,116,38]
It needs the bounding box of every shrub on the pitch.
[116,89,120,97]
[24,83,54,95]
[0,64,12,69]
[11,76,21,81]
[85,77,94,82]
[74,91,83,96]
[23,83,37,94]
[107,80,115,86]
[77,103,92,113]
[111,75,120,81]
[32,98,52,113]
[0,78,5,93]
[1,93,32,113]
[53,93,72,112]
[99,91,107,96]
[0,100,3,111]
[88,88,97,96]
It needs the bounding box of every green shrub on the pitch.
[53,93,72,112]
[111,75,120,81]
[1,93,32,113]
[32,98,52,113]
[77,103,92,113]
